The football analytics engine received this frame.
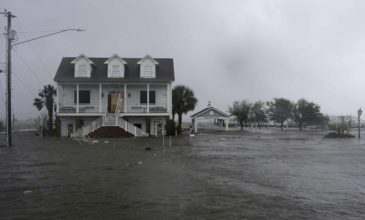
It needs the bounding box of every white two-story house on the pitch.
[54,54,174,137]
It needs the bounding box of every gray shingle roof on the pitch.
[54,57,175,83]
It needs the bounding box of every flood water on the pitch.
[0,130,364,219]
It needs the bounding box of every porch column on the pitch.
[147,83,150,113]
[194,118,198,133]
[124,84,127,113]
[56,84,60,113]
[76,83,79,113]
[225,118,229,131]
[166,84,169,114]
[99,83,102,113]
[169,83,172,119]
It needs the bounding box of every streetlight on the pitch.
[358,108,362,139]
[2,9,85,146]
[12,28,85,47]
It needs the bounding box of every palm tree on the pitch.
[33,84,57,132]
[172,85,198,134]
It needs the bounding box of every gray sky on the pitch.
[1,0,365,120]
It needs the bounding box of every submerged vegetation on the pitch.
[325,116,355,138]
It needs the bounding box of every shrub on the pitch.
[328,116,352,136]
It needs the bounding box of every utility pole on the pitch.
[1,10,16,147]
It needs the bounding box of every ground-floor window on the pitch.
[134,123,142,129]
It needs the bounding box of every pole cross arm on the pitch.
[11,28,85,47]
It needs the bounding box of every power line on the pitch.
[14,20,53,82]
[12,69,38,97]
[13,49,47,86]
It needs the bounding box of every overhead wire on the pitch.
[12,68,38,97]
[14,20,54,82]
[13,49,47,86]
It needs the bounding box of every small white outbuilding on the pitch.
[190,104,230,133]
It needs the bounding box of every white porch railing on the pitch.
[59,104,104,114]
[127,103,168,113]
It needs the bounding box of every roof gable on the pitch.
[70,54,94,64]
[104,53,127,64]
[137,54,159,65]
[191,106,230,118]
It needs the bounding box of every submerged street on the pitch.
[0,130,364,219]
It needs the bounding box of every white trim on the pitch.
[56,84,60,113]
[76,83,79,113]
[104,53,127,64]
[191,106,230,118]
[137,54,159,65]
[71,54,94,64]
[124,84,127,113]
[99,83,102,113]
[147,84,150,113]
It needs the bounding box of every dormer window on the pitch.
[105,54,127,78]
[78,64,87,76]
[71,54,93,78]
[138,54,159,78]
[111,65,120,76]
[143,65,153,77]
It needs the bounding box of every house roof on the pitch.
[54,57,174,83]
[190,106,230,118]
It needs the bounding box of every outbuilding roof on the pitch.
[190,106,230,118]
[54,57,175,83]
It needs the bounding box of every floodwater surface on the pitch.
[0,130,364,219]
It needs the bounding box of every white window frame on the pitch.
[111,64,120,77]
[78,64,87,76]
[143,64,153,78]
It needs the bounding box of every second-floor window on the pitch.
[74,90,90,104]
[143,65,153,77]
[140,91,156,104]
[78,64,87,76]
[111,65,120,76]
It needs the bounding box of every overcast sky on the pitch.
[1,0,365,120]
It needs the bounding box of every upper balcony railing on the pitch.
[59,104,103,114]
[59,103,168,114]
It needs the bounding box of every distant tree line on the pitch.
[229,98,329,131]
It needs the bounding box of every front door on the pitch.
[108,93,119,113]
[108,93,124,113]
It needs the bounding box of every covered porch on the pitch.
[57,83,171,115]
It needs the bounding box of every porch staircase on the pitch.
[71,115,149,139]
[71,92,148,140]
